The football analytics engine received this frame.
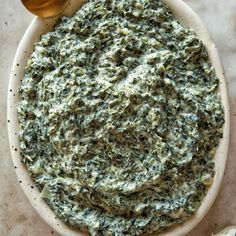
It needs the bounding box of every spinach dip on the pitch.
[18,0,224,235]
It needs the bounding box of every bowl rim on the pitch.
[7,0,230,236]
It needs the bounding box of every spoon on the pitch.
[21,0,70,18]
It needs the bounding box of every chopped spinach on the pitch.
[18,0,224,235]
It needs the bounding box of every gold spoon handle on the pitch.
[21,0,70,18]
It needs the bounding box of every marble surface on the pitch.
[0,0,235,235]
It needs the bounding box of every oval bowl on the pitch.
[7,0,230,235]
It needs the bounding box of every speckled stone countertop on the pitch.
[0,1,235,235]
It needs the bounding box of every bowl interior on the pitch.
[7,0,230,236]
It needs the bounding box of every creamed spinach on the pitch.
[18,0,224,235]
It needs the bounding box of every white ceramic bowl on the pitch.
[7,0,230,235]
